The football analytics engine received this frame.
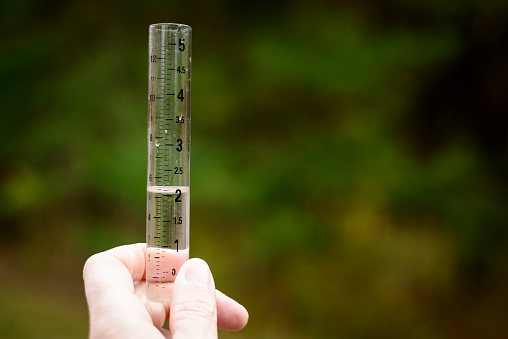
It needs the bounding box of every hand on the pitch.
[83,243,248,338]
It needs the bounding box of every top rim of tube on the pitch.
[150,23,192,31]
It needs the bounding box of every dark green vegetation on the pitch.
[1,0,507,337]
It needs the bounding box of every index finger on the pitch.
[83,243,165,338]
[83,243,147,293]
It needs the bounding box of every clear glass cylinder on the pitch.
[146,23,191,302]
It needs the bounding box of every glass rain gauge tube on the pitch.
[146,23,191,302]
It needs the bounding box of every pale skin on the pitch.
[83,243,249,338]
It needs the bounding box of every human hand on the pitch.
[83,243,248,338]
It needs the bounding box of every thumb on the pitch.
[169,258,218,339]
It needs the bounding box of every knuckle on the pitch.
[83,253,104,280]
[172,297,217,323]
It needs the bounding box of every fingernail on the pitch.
[185,259,212,286]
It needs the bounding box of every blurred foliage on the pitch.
[1,0,508,338]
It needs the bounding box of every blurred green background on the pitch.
[1,0,508,338]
